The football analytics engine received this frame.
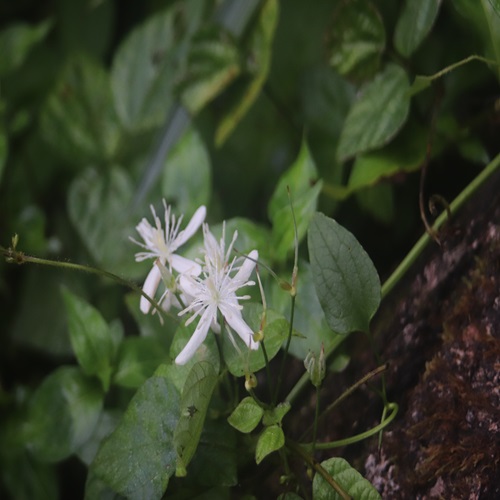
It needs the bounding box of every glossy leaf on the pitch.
[308,213,381,334]
[179,26,241,114]
[268,141,323,262]
[113,337,170,389]
[255,424,284,464]
[327,0,385,80]
[228,397,264,433]
[174,361,218,475]
[40,54,121,165]
[0,20,52,76]
[24,367,103,463]
[162,128,211,216]
[68,167,138,275]
[337,64,410,161]
[222,304,289,377]
[312,457,381,499]
[215,0,279,145]
[62,288,119,391]
[394,0,442,58]
[111,8,176,131]
[87,365,180,499]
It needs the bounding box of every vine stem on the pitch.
[286,439,351,500]
[382,151,500,298]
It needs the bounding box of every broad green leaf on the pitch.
[327,0,385,80]
[228,397,264,433]
[40,54,121,165]
[489,0,500,17]
[394,0,442,58]
[87,365,180,499]
[111,9,176,131]
[255,424,284,464]
[24,366,103,463]
[113,337,170,389]
[215,0,279,146]
[175,361,218,475]
[62,288,119,391]
[187,419,238,488]
[268,141,323,262]
[355,183,395,225]
[68,167,138,275]
[313,457,381,499]
[262,402,291,426]
[0,20,52,76]
[308,213,381,334]
[169,321,220,392]
[162,128,211,216]
[223,304,289,377]
[337,64,410,161]
[179,26,241,114]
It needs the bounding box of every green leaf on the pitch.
[489,0,500,17]
[0,20,53,76]
[268,140,323,262]
[262,402,291,426]
[327,0,385,80]
[227,397,264,433]
[215,0,279,146]
[394,0,442,58]
[68,167,138,275]
[25,367,103,463]
[40,54,121,165]
[356,184,395,225]
[111,8,176,131]
[312,457,381,499]
[180,26,241,114]
[255,424,284,464]
[113,337,170,389]
[162,127,211,216]
[308,213,381,334]
[62,288,119,391]
[223,304,289,377]
[87,365,180,499]
[174,361,218,475]
[337,64,410,161]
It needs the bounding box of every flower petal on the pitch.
[171,254,201,276]
[220,305,259,350]
[234,249,258,282]
[175,307,213,365]
[140,265,162,313]
[175,205,206,247]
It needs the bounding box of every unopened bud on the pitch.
[244,373,257,392]
[304,344,326,388]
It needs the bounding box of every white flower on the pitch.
[131,201,206,313]
[175,223,259,365]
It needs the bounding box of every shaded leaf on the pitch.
[268,141,322,262]
[394,0,442,58]
[337,64,410,161]
[40,54,121,165]
[87,365,180,499]
[179,26,241,114]
[25,367,103,463]
[308,213,381,334]
[255,424,284,464]
[313,457,381,499]
[62,288,119,391]
[175,361,218,475]
[262,402,291,426]
[327,0,385,80]
[215,0,279,145]
[0,20,52,76]
[162,127,211,216]
[113,337,170,389]
[228,397,264,433]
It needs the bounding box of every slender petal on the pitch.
[175,307,213,365]
[234,250,258,283]
[175,206,206,247]
[220,304,258,349]
[171,254,201,275]
[140,264,162,313]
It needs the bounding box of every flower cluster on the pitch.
[131,200,259,365]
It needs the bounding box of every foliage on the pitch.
[1,0,499,498]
